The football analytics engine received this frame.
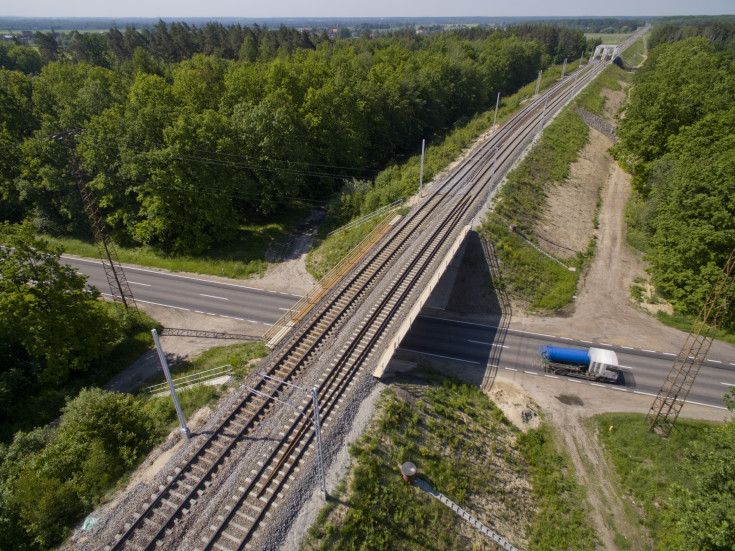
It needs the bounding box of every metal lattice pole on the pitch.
[56,130,139,316]
[648,249,735,436]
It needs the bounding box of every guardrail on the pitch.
[327,199,404,237]
[263,212,402,347]
[145,364,233,394]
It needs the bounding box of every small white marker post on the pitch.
[561,57,568,79]
[152,328,191,439]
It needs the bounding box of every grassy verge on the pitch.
[0,304,160,443]
[481,214,584,310]
[655,312,735,346]
[45,201,313,278]
[139,341,268,432]
[480,106,597,311]
[574,62,631,115]
[593,413,715,544]
[518,424,597,550]
[305,214,388,280]
[493,108,590,232]
[301,371,535,551]
[139,341,270,391]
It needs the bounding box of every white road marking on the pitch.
[505,368,518,372]
[279,307,290,311]
[612,387,628,392]
[544,374,559,379]
[616,365,635,370]
[133,298,190,311]
[127,281,151,286]
[567,379,583,383]
[580,340,592,344]
[721,382,735,386]
[642,349,657,353]
[523,371,537,375]
[62,255,303,297]
[219,315,245,321]
[200,294,228,300]
[590,383,607,388]
[662,353,676,356]
[634,391,657,397]
[710,360,722,364]
[599,343,613,346]
[467,340,509,348]
[687,400,727,410]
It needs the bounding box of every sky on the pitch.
[2,0,733,19]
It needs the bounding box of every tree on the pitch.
[0,221,121,387]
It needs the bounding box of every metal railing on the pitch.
[327,199,404,237]
[262,212,401,346]
[145,364,233,394]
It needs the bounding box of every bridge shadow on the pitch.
[391,230,511,391]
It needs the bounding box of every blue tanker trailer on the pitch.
[537,345,620,382]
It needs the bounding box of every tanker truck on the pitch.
[537,345,619,382]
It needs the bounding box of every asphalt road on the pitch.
[400,315,735,410]
[66,257,734,409]
[62,256,301,326]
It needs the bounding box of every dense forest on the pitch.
[611,23,735,326]
[0,23,591,256]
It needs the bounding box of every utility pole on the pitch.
[252,372,327,498]
[648,249,735,436]
[55,130,139,316]
[534,70,542,96]
[418,139,425,197]
[538,96,549,134]
[561,58,568,79]
[152,329,191,439]
[492,92,500,131]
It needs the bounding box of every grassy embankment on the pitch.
[593,413,717,547]
[137,341,270,429]
[45,201,314,279]
[301,371,595,551]
[306,58,582,280]
[482,61,635,312]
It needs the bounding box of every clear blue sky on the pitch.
[2,0,733,19]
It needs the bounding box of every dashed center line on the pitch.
[200,294,228,300]
[523,371,537,375]
[466,340,509,348]
[127,281,151,286]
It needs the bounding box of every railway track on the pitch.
[104,39,641,550]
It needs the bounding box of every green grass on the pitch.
[655,312,735,346]
[574,62,631,115]
[479,105,598,311]
[482,214,581,311]
[301,371,536,551]
[518,424,597,550]
[305,214,388,280]
[140,341,269,391]
[594,413,715,544]
[45,202,313,279]
[584,33,630,44]
[494,108,590,232]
